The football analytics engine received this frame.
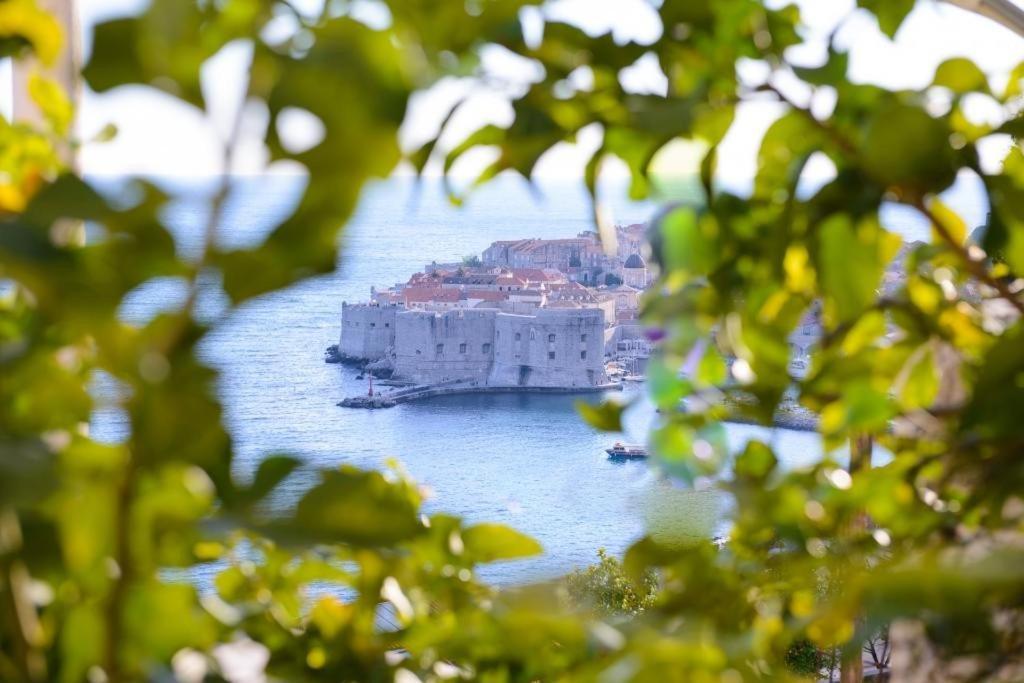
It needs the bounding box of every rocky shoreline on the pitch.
[324,345,395,378]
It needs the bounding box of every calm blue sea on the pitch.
[91,173,988,585]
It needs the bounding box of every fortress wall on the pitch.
[339,303,398,360]
[490,308,607,388]
[393,309,497,384]
[604,323,645,355]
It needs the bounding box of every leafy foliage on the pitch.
[566,548,658,617]
[3,0,1024,681]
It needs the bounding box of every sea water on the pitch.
[93,173,986,585]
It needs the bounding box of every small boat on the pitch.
[606,442,648,459]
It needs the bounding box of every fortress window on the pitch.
[436,344,444,355]
[370,323,375,328]
[416,349,421,355]
[548,351,555,360]
[548,333,556,343]
[385,323,390,328]
[515,332,521,341]
[460,343,467,354]
[581,333,587,342]
[580,351,587,360]
[482,343,491,354]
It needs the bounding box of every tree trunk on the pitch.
[840,433,873,683]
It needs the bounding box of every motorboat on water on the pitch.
[605,442,648,459]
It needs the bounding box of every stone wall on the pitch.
[604,323,645,355]
[390,307,608,388]
[393,309,496,385]
[490,308,607,388]
[339,303,399,360]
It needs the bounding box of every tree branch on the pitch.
[911,197,1024,315]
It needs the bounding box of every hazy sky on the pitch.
[54,0,1024,179]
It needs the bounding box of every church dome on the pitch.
[624,253,646,269]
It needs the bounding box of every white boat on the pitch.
[605,442,648,459]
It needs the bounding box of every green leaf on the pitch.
[929,197,967,245]
[123,581,217,666]
[1003,60,1024,99]
[657,205,717,277]
[933,57,990,95]
[734,440,778,482]
[815,214,898,323]
[462,523,542,563]
[82,0,228,108]
[857,0,916,38]
[23,174,109,225]
[28,74,72,135]
[983,171,1024,275]
[576,399,625,432]
[0,439,55,506]
[755,110,824,201]
[860,100,957,193]
[218,18,410,302]
[235,454,301,508]
[280,466,422,546]
[792,46,848,87]
[899,345,939,410]
[962,322,1024,438]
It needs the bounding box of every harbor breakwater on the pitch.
[338,380,620,409]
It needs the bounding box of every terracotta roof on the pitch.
[442,274,498,285]
[511,288,545,298]
[547,281,589,292]
[496,275,527,286]
[511,268,564,283]
[403,288,461,303]
[463,289,507,301]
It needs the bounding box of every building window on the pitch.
[459,343,467,354]
[385,323,390,328]
[436,344,444,355]
[581,333,587,342]
[482,343,491,354]
[370,322,376,328]
[580,351,587,360]
[548,333,556,343]
[548,351,555,360]
[416,349,421,355]
[515,332,521,341]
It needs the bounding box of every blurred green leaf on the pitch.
[576,399,626,432]
[462,523,542,563]
[933,57,990,95]
[280,466,422,546]
[857,0,916,38]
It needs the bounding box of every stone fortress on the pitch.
[340,303,608,389]
[334,224,658,396]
